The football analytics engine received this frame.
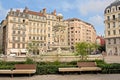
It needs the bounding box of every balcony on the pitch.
[104,18,117,23]
[9,40,27,43]
[12,27,26,31]
[12,34,26,37]
[10,20,28,25]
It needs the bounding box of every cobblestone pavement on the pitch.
[0,74,120,80]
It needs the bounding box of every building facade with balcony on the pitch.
[104,0,120,56]
[0,7,68,56]
[64,18,96,50]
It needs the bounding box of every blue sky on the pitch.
[0,0,115,35]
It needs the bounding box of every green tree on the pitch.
[98,44,106,53]
[26,41,39,59]
[26,41,44,61]
[75,42,88,60]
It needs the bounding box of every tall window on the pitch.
[18,37,20,41]
[18,31,20,34]
[118,14,120,19]
[113,30,116,35]
[23,31,25,34]
[22,37,25,41]
[108,31,110,35]
[12,24,16,29]
[114,39,116,44]
[29,36,31,40]
[48,34,50,37]
[113,15,115,20]
[18,18,21,22]
[108,39,111,44]
[13,30,16,34]
[108,23,110,28]
[113,22,115,27]
[48,27,50,32]
[13,17,16,21]
[107,16,110,21]
[107,10,110,13]
[48,21,50,25]
[119,29,120,34]
[12,43,15,48]
[22,44,25,48]
[12,37,15,41]
[18,44,20,48]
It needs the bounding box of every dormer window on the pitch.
[119,7,120,10]
[113,8,115,12]
[113,15,115,20]
[108,10,110,13]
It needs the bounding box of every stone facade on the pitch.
[104,0,120,56]
[64,18,96,49]
[0,8,96,56]
[0,7,68,56]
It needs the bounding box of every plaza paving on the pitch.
[104,56,120,63]
[0,74,120,80]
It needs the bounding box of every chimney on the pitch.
[53,9,56,15]
[43,8,46,14]
[9,8,13,14]
[16,9,20,13]
[40,10,42,13]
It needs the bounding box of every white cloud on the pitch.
[61,2,74,12]
[88,15,103,26]
[76,0,115,16]
[88,15,104,35]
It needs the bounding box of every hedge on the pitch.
[1,59,120,74]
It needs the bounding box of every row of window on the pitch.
[29,28,46,34]
[29,22,46,27]
[106,6,120,13]
[108,29,120,35]
[10,12,26,18]
[107,22,118,28]
[12,43,46,48]
[47,21,56,25]
[29,14,46,21]
[70,38,81,41]
[108,38,120,44]
[107,14,120,21]
[13,30,26,35]
[12,43,25,48]
[47,15,56,20]
[12,37,25,42]
[29,36,46,40]
[12,24,26,30]
[13,17,26,23]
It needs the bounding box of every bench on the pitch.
[0,64,36,77]
[58,62,101,74]
[77,62,101,72]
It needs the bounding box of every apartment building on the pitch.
[64,18,96,49]
[104,0,120,56]
[0,7,68,56]
[0,7,96,56]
